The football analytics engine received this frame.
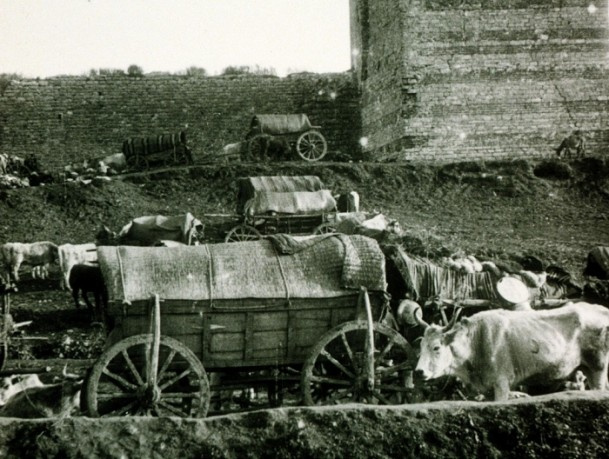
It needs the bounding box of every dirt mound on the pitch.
[1,392,608,458]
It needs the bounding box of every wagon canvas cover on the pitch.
[249,114,315,136]
[237,176,325,214]
[97,234,386,303]
[244,190,337,216]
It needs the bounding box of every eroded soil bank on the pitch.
[1,392,608,458]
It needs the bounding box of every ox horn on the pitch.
[441,307,463,333]
[61,364,81,381]
[412,305,430,329]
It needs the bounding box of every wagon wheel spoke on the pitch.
[157,349,177,383]
[375,361,412,376]
[160,392,201,399]
[376,334,400,363]
[320,349,355,379]
[372,390,392,405]
[97,393,136,400]
[159,368,192,391]
[101,400,140,418]
[309,375,352,386]
[101,368,138,391]
[121,349,145,386]
[157,400,189,417]
[340,332,359,373]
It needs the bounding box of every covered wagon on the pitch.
[82,234,414,417]
[246,114,328,162]
[225,175,341,242]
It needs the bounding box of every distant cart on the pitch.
[224,175,347,242]
[122,131,193,170]
[246,114,328,162]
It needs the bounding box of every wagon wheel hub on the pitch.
[137,384,161,407]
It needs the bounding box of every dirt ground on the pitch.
[1,157,609,457]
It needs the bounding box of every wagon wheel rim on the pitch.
[247,134,270,161]
[84,334,210,418]
[224,224,262,243]
[296,131,327,162]
[301,321,415,406]
[313,223,336,235]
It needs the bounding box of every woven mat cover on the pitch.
[97,235,386,303]
[250,114,313,135]
[389,246,499,301]
[237,176,324,213]
[245,190,336,215]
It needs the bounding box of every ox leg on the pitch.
[71,288,82,309]
[493,378,511,402]
[81,291,95,313]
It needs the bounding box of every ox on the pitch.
[69,264,107,323]
[413,302,609,401]
[0,368,82,418]
[0,241,58,282]
[0,374,44,406]
[97,152,127,175]
[57,243,98,290]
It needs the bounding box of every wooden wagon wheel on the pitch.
[296,130,327,162]
[313,222,336,235]
[126,153,148,170]
[84,334,210,417]
[224,224,262,243]
[247,134,271,161]
[301,321,415,406]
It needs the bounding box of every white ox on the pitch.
[0,374,44,406]
[0,241,58,282]
[413,302,609,401]
[57,243,98,290]
[98,153,127,175]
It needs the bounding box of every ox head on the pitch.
[414,308,465,380]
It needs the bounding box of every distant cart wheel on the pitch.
[296,130,327,162]
[313,223,336,235]
[224,224,262,243]
[126,154,148,170]
[84,334,210,418]
[301,321,415,406]
[247,134,270,161]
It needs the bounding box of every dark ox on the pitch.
[69,264,108,323]
[413,302,609,401]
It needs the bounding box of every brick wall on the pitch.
[352,0,609,161]
[0,72,361,170]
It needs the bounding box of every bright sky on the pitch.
[0,0,352,78]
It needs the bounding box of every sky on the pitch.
[0,0,352,78]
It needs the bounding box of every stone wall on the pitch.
[352,0,609,161]
[0,72,361,170]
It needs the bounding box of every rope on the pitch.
[271,244,290,304]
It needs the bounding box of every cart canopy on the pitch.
[249,114,316,136]
[122,131,187,157]
[97,234,386,303]
[244,190,337,216]
[237,175,325,214]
